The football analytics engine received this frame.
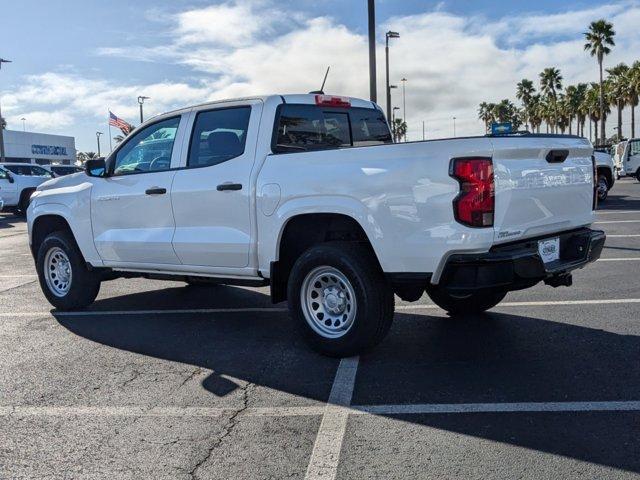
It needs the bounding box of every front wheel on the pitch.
[597,175,609,202]
[426,287,507,316]
[287,243,394,357]
[36,231,101,310]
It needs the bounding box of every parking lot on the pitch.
[1,178,639,479]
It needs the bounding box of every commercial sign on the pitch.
[31,144,68,156]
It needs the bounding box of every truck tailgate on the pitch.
[491,136,595,243]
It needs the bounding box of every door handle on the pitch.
[217,183,242,191]
[145,187,167,195]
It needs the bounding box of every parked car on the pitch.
[27,94,604,356]
[0,164,52,215]
[44,165,85,177]
[592,148,616,201]
[615,138,640,181]
[1,162,55,179]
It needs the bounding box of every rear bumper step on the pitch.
[438,228,605,293]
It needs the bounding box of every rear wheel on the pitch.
[287,242,394,357]
[36,230,101,310]
[597,174,609,202]
[426,288,507,315]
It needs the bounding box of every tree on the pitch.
[628,61,640,138]
[540,67,563,133]
[606,63,629,139]
[477,102,495,133]
[0,116,6,130]
[528,94,543,133]
[584,19,615,143]
[516,79,536,131]
[572,83,589,137]
[392,118,407,142]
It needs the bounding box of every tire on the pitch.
[16,189,35,217]
[426,288,507,316]
[36,230,101,310]
[636,170,640,183]
[597,174,609,202]
[287,242,394,357]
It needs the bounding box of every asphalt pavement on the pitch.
[1,178,640,479]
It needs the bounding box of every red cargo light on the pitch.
[315,95,351,108]
[450,157,494,228]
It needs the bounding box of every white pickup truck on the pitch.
[1,163,54,215]
[27,94,605,356]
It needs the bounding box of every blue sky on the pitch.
[2,0,640,152]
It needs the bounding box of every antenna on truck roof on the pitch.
[309,66,330,94]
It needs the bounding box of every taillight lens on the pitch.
[315,94,351,108]
[450,157,495,228]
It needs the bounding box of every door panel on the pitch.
[171,103,261,268]
[0,169,18,206]
[91,115,185,264]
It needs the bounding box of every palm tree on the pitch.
[584,19,615,143]
[113,134,125,144]
[0,116,6,130]
[540,67,563,132]
[392,118,407,142]
[516,79,536,130]
[573,83,589,137]
[628,61,640,138]
[528,95,543,133]
[607,63,629,140]
[478,102,494,133]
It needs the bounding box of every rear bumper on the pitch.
[438,228,605,293]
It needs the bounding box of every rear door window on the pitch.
[274,105,391,153]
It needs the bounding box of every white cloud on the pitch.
[6,0,640,148]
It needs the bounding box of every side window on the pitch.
[30,166,53,177]
[113,117,180,176]
[630,140,640,156]
[275,105,351,151]
[7,165,31,176]
[187,107,251,168]
[350,109,393,146]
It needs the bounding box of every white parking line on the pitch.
[305,356,359,480]
[352,401,640,415]
[607,234,640,238]
[597,257,640,261]
[595,220,640,224]
[396,298,640,310]
[596,210,640,215]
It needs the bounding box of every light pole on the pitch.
[21,118,26,132]
[385,31,400,123]
[401,77,407,141]
[137,96,150,124]
[96,132,103,157]
[367,0,377,103]
[0,57,12,163]
[422,121,425,141]
[453,117,457,137]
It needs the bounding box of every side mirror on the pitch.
[6,172,14,184]
[85,158,107,177]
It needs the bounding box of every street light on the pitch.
[385,31,400,123]
[21,118,26,132]
[137,96,150,124]
[453,117,457,137]
[0,57,12,163]
[96,132,103,157]
[367,0,377,102]
[401,78,407,142]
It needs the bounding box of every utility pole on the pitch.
[138,96,149,124]
[453,117,457,137]
[422,121,425,140]
[385,31,400,123]
[367,0,377,103]
[96,132,103,157]
[0,58,12,163]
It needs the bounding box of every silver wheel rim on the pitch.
[44,247,72,297]
[597,177,608,199]
[300,266,357,339]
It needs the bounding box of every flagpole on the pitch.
[108,110,113,153]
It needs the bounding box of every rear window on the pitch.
[274,104,391,153]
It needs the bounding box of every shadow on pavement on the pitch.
[56,286,640,474]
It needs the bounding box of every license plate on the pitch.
[538,237,560,264]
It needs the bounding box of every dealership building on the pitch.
[0,130,76,165]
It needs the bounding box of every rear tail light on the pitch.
[450,157,494,228]
[315,94,351,108]
[591,154,597,210]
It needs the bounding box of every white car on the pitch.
[27,94,604,356]
[0,164,53,215]
[617,138,640,181]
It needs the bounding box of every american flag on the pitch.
[109,111,133,135]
